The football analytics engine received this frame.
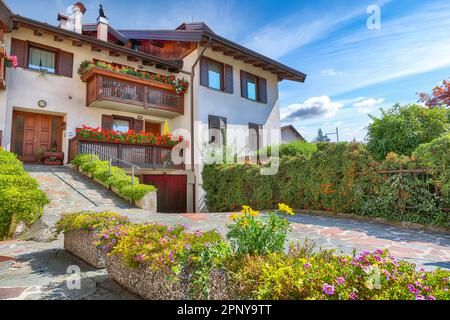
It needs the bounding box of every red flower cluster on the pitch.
[76,126,182,147]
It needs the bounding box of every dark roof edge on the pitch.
[205,32,306,82]
[11,15,183,71]
[0,0,14,31]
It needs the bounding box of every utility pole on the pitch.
[326,127,340,143]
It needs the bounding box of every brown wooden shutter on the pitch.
[258,77,267,103]
[58,50,73,77]
[133,119,144,132]
[101,115,114,131]
[200,57,209,87]
[240,71,248,99]
[10,38,27,67]
[224,64,233,93]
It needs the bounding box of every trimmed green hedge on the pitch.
[73,154,156,201]
[203,140,450,228]
[0,148,49,239]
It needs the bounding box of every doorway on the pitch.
[142,174,187,213]
[11,110,63,162]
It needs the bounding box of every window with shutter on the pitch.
[200,57,232,93]
[10,38,27,67]
[59,51,74,78]
[101,115,114,131]
[258,77,267,104]
[133,119,144,132]
[208,115,227,145]
[224,64,233,94]
[200,57,209,87]
[240,71,268,104]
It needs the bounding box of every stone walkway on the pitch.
[0,164,449,299]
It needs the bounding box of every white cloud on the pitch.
[320,69,343,76]
[353,97,385,113]
[281,96,343,122]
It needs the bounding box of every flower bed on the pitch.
[77,60,189,95]
[58,207,450,300]
[56,212,131,268]
[76,126,183,147]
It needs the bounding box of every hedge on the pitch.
[203,140,450,228]
[73,154,156,201]
[0,148,49,239]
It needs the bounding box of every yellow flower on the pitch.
[278,203,295,215]
[241,205,251,215]
[250,209,260,217]
[229,213,241,221]
[240,219,249,228]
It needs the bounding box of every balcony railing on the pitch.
[69,137,185,171]
[82,68,184,118]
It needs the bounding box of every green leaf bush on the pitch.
[55,211,130,234]
[203,141,449,228]
[0,148,49,239]
[72,154,156,201]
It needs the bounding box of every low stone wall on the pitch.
[105,254,230,300]
[64,229,105,269]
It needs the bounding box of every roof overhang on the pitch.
[0,0,13,32]
[203,33,306,83]
[11,15,183,72]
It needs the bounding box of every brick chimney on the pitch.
[97,16,109,42]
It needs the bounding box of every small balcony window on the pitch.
[28,47,56,74]
[112,118,131,133]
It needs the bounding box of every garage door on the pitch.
[142,175,187,213]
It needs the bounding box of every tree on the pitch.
[314,129,331,142]
[366,104,449,161]
[419,79,450,109]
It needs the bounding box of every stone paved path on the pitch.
[0,164,449,299]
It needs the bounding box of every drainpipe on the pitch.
[188,36,212,213]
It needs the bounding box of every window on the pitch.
[28,47,56,73]
[208,115,227,146]
[112,118,131,133]
[200,57,233,93]
[241,71,267,103]
[208,60,222,90]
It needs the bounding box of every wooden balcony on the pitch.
[69,137,185,171]
[81,68,184,118]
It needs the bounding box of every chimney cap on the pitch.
[73,2,87,14]
[57,13,70,21]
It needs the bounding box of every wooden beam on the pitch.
[142,60,154,66]
[91,46,102,52]
[34,29,44,36]
[109,50,121,57]
[54,35,65,42]
[211,46,226,52]
[72,40,84,47]
[223,50,238,57]
[234,55,248,61]
[127,56,139,62]
[155,64,167,70]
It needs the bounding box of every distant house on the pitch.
[281,125,305,143]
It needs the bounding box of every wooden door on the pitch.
[143,175,187,213]
[12,111,62,162]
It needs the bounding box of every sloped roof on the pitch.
[281,125,305,141]
[83,23,129,44]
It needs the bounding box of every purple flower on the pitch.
[415,295,425,300]
[373,255,382,262]
[337,277,345,285]
[303,262,312,269]
[323,284,335,296]
[349,292,357,300]
[408,284,419,294]
[168,251,174,261]
[195,230,203,237]
[427,295,436,300]
[135,254,145,262]
[375,249,383,255]
[185,243,191,251]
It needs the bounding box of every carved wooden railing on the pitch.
[69,137,185,170]
[82,68,184,115]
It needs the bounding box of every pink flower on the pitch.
[349,292,357,300]
[415,295,425,300]
[427,295,436,300]
[303,262,312,269]
[323,284,335,296]
[337,277,346,285]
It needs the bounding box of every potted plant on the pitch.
[42,145,64,161]
[43,156,63,165]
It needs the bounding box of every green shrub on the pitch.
[81,160,108,174]
[227,204,294,256]
[0,163,26,175]
[72,154,100,167]
[366,104,449,161]
[259,140,317,158]
[106,174,132,191]
[93,165,127,184]
[0,149,21,165]
[55,211,130,234]
[0,187,49,237]
[119,184,156,201]
[0,175,39,189]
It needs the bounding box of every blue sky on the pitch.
[8,0,450,141]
